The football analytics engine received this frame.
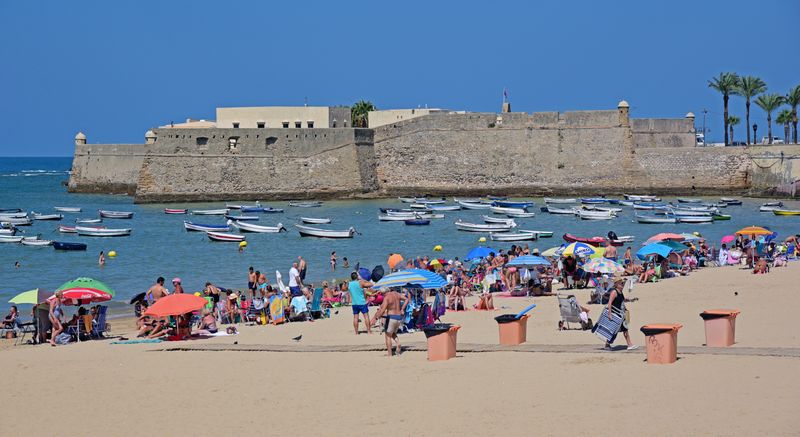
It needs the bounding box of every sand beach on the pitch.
[3,261,799,436]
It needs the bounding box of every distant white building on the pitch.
[215,106,351,129]
[368,108,454,128]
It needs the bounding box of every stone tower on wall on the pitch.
[617,100,630,127]
[74,132,87,146]
[145,130,157,145]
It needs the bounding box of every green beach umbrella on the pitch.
[54,277,116,305]
[8,288,52,304]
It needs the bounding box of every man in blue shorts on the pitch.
[348,271,373,334]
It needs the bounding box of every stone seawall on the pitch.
[133,127,377,203]
[68,143,145,195]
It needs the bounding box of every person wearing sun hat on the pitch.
[603,276,638,351]
[172,278,184,294]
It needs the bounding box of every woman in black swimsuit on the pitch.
[605,279,638,351]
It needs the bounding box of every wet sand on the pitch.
[3,262,799,436]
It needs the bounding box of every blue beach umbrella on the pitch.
[636,243,673,260]
[372,270,429,289]
[465,246,497,261]
[506,255,551,268]
[406,269,448,289]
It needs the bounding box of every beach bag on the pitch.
[55,332,72,345]
[592,306,624,343]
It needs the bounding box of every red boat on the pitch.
[562,233,607,246]
[164,209,188,214]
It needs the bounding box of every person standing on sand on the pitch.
[48,291,64,347]
[289,262,303,297]
[298,256,307,282]
[370,288,408,357]
[98,251,105,266]
[147,277,169,303]
[605,279,638,351]
[348,271,373,335]
[247,266,257,299]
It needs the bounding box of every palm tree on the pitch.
[776,109,792,144]
[735,76,767,145]
[351,100,377,128]
[727,115,741,145]
[708,72,741,146]
[754,93,785,144]
[786,85,800,144]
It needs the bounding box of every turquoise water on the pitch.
[1,157,798,315]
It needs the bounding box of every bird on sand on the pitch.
[292,334,302,342]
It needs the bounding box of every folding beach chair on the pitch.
[310,287,323,319]
[592,306,624,343]
[557,294,592,330]
[66,315,93,342]
[12,319,37,346]
[269,295,285,325]
[90,306,109,338]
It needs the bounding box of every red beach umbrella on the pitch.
[144,294,208,318]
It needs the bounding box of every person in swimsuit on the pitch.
[247,267,257,299]
[192,309,218,335]
[348,271,373,334]
[98,251,105,266]
[605,279,638,351]
[147,277,169,302]
[48,291,64,346]
[172,278,184,294]
[3,305,18,329]
[204,282,221,303]
[330,251,337,271]
[370,288,408,357]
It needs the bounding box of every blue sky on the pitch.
[1,0,798,155]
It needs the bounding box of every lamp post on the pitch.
[753,123,758,144]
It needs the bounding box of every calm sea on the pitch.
[1,156,798,315]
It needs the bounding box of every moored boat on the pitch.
[184,221,231,232]
[712,213,732,220]
[676,216,713,223]
[54,207,81,213]
[0,235,24,243]
[577,210,615,220]
[99,210,134,219]
[563,233,606,246]
[492,200,534,209]
[262,207,284,213]
[518,230,554,238]
[676,197,702,203]
[454,220,514,232]
[505,211,536,218]
[240,207,268,213]
[0,212,28,219]
[489,206,526,215]
[543,197,577,204]
[425,204,461,211]
[482,215,517,226]
[58,225,77,233]
[636,214,677,224]
[772,209,800,216]
[207,231,246,242]
[21,238,53,246]
[191,209,229,215]
[546,205,577,215]
[224,214,259,221]
[231,221,285,233]
[295,224,356,238]
[1,217,32,226]
[490,232,537,242]
[456,200,492,210]
[580,198,606,204]
[300,217,332,224]
[288,201,323,208]
[53,241,87,251]
[76,218,102,224]
[32,213,63,220]
[76,226,132,237]
[404,219,430,226]
[164,208,188,214]
[759,202,783,212]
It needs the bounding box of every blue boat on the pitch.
[262,208,285,213]
[53,241,87,251]
[240,207,266,213]
[183,221,231,232]
[404,219,430,225]
[487,195,508,201]
[225,214,259,221]
[492,201,533,208]
[580,198,606,204]
[606,199,621,204]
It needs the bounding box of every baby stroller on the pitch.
[557,294,593,330]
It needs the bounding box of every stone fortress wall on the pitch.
[68,103,800,201]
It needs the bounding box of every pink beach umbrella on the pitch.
[721,235,735,244]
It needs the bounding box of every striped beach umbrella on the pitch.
[506,255,551,268]
[561,242,595,257]
[735,226,772,236]
[373,270,440,290]
[582,258,625,274]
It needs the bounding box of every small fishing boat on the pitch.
[670,204,717,213]
[633,203,667,210]
[295,224,356,238]
[288,201,323,208]
[386,211,444,219]
[772,209,800,216]
[240,206,268,213]
[720,197,742,205]
[457,200,492,210]
[76,218,102,224]
[518,230,554,238]
[619,200,635,206]
[636,214,677,224]
[452,197,483,203]
[379,214,417,221]
[409,203,429,210]
[489,206,527,215]
[676,197,702,203]
[482,215,517,226]
[54,207,81,213]
[32,213,63,221]
[563,233,606,246]
[454,220,514,232]
[414,198,446,205]
[76,226,132,237]
[580,198,606,204]
[676,216,713,224]
[612,235,636,243]
[546,205,577,215]
[669,209,712,217]
[490,232,537,242]
[231,221,285,233]
[58,225,77,233]
[624,194,660,202]
[225,214,259,221]
[606,199,622,205]
[486,195,508,201]
[206,231,246,242]
[300,217,332,224]
[763,201,783,206]
[398,197,417,203]
[1,217,32,226]
[505,211,536,218]
[492,200,534,209]
[53,241,87,251]
[379,208,414,214]
[0,212,28,219]
[759,202,783,212]
[543,197,577,204]
[184,221,231,232]
[578,210,614,220]
[583,205,623,213]
[0,208,22,213]
[262,207,284,213]
[99,210,134,219]
[226,202,260,210]
[404,219,430,226]
[712,213,732,220]
[164,208,188,214]
[0,235,23,243]
[21,238,53,247]
[191,209,229,215]
[0,228,15,236]
[425,204,461,211]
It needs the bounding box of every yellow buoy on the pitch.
[108,251,117,257]
[478,237,487,243]
[239,241,247,247]
[433,245,442,251]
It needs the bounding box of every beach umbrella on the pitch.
[645,232,685,243]
[658,240,690,252]
[52,277,115,305]
[405,269,448,289]
[540,246,562,257]
[129,292,146,305]
[506,255,550,269]
[387,254,404,269]
[582,258,625,275]
[721,235,735,244]
[465,246,496,261]
[429,259,442,268]
[735,226,772,236]
[8,288,52,304]
[561,242,595,257]
[679,233,701,242]
[358,267,371,281]
[636,243,673,260]
[373,270,429,289]
[144,293,208,318]
[588,246,606,259]
[371,265,385,282]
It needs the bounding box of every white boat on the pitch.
[54,207,81,213]
[398,197,417,203]
[191,209,229,215]
[231,221,285,233]
[184,221,231,232]
[165,209,188,214]
[578,210,615,220]
[490,232,537,242]
[668,208,712,217]
[759,203,783,212]
[453,197,483,203]
[482,215,517,226]
[457,200,492,210]
[676,216,713,224]
[543,197,577,204]
[0,229,15,236]
[76,218,102,224]
[762,201,783,207]
[379,214,416,221]
[0,235,24,243]
[636,214,677,224]
[546,205,577,215]
[613,235,636,243]
[207,231,246,242]
[288,201,323,208]
[0,212,28,219]
[385,211,444,219]
[225,201,260,209]
[671,204,717,212]
[32,213,63,221]
[619,200,635,206]
[517,230,554,238]
[21,239,53,246]
[425,204,461,211]
[583,205,622,213]
[676,197,703,203]
[300,217,332,224]
[1,217,32,226]
[99,210,134,219]
[454,220,514,232]
[409,203,429,210]
[489,206,526,215]
[295,224,356,238]
[76,226,132,237]
[624,194,660,202]
[505,211,536,218]
[632,203,667,210]
[58,225,77,233]
[224,214,259,221]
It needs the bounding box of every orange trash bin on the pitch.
[423,324,460,361]
[640,324,683,364]
[495,314,530,345]
[700,309,740,347]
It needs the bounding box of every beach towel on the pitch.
[269,296,285,325]
[275,270,288,293]
[592,307,624,343]
[110,339,163,345]
[432,291,447,320]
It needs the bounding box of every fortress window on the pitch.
[232,122,240,128]
[307,121,314,128]
[196,137,209,146]
[332,120,337,127]
[257,121,265,128]
[282,121,289,128]
[266,136,278,145]
[295,121,302,129]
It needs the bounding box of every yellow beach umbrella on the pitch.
[735,226,772,236]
